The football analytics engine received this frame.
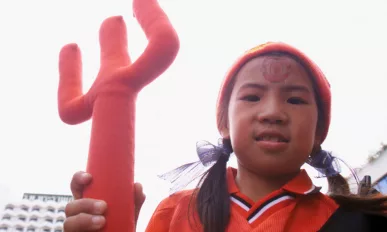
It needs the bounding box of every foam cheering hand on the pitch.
[57,0,180,231]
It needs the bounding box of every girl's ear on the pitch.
[310,131,324,159]
[314,136,322,148]
[220,126,230,139]
[314,120,324,147]
[310,144,321,157]
[311,136,322,156]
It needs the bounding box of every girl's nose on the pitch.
[256,99,288,125]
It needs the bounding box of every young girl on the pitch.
[64,42,387,232]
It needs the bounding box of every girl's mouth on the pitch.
[255,135,289,143]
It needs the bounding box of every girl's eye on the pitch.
[241,95,260,102]
[287,97,307,105]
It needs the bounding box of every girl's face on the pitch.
[222,55,320,176]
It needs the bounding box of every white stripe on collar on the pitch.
[247,193,294,224]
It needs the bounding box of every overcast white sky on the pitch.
[1,0,387,231]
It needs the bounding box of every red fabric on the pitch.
[145,167,338,232]
[57,0,180,231]
[216,42,331,143]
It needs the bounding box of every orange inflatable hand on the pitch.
[57,0,179,231]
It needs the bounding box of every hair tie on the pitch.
[158,139,231,194]
[307,149,362,187]
[306,149,341,178]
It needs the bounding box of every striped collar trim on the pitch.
[230,192,295,224]
[227,167,321,196]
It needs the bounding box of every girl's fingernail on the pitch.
[81,173,91,181]
[94,201,106,213]
[92,216,104,225]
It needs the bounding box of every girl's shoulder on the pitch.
[145,190,197,232]
[155,189,195,212]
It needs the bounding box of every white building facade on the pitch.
[347,148,387,194]
[0,193,73,232]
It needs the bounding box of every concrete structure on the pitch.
[0,193,73,232]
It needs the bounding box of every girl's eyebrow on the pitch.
[239,83,267,91]
[240,83,311,94]
[281,84,311,93]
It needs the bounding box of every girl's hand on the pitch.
[64,171,146,231]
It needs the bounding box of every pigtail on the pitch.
[309,140,387,215]
[330,193,387,215]
[327,174,387,215]
[191,138,232,232]
[311,150,387,215]
[327,174,350,195]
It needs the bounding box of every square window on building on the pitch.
[16,227,23,232]
[32,207,40,212]
[0,227,8,232]
[30,217,38,221]
[2,215,11,220]
[46,218,53,223]
[21,206,29,211]
[54,230,62,232]
[27,228,35,232]
[43,229,51,232]
[56,219,64,223]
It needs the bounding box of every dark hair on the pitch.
[190,138,232,232]
[328,174,387,214]
[191,52,387,232]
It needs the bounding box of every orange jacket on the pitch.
[145,167,338,232]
